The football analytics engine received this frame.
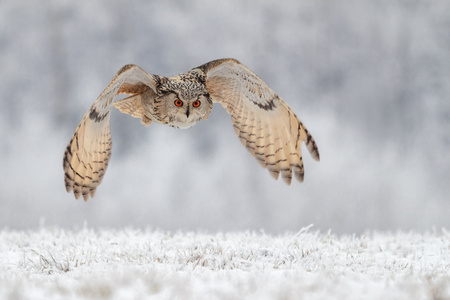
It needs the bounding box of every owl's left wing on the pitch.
[197,58,319,184]
[63,64,157,200]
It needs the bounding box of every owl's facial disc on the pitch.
[154,77,212,129]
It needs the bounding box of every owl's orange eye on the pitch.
[174,99,183,107]
[192,100,201,108]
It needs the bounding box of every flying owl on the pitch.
[63,58,320,201]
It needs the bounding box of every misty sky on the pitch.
[0,0,449,234]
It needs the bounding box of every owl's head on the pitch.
[151,76,213,129]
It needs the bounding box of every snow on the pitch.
[1,226,449,299]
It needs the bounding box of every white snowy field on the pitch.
[0,227,449,300]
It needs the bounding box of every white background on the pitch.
[0,0,449,234]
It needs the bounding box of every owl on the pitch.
[63,58,320,201]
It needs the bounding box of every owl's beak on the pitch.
[185,106,190,118]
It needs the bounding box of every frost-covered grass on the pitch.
[0,227,449,300]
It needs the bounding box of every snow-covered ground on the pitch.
[1,226,448,300]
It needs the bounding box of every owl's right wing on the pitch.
[198,58,319,184]
[63,64,157,201]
